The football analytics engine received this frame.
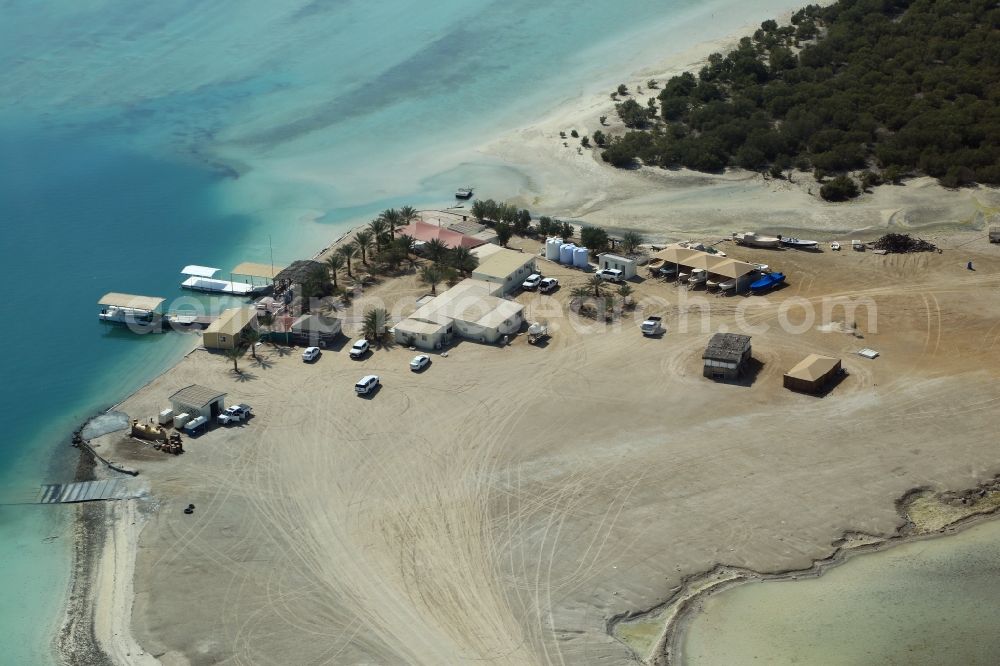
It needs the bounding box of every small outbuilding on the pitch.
[203,307,258,350]
[597,253,637,280]
[472,247,537,295]
[703,333,752,381]
[290,313,342,347]
[990,226,1000,243]
[392,316,453,351]
[784,354,842,394]
[169,385,226,420]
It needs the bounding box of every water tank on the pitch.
[573,246,590,268]
[545,237,562,261]
[559,243,575,265]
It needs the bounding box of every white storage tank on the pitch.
[545,237,563,261]
[559,243,575,265]
[573,246,590,268]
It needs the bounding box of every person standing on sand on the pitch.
[967,260,975,270]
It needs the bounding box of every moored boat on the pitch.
[732,232,781,248]
[455,187,474,199]
[781,237,818,248]
[749,271,786,293]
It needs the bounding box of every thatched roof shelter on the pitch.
[274,260,326,285]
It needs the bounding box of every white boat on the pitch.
[830,241,841,251]
[781,237,818,248]
[688,269,707,285]
[180,265,260,296]
[97,293,164,330]
[732,232,781,248]
[455,187,474,199]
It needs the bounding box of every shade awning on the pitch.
[685,253,730,271]
[181,265,219,278]
[709,258,757,279]
[653,247,702,265]
[231,262,285,279]
[98,292,165,311]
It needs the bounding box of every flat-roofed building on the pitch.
[471,247,536,295]
[169,384,226,420]
[203,307,258,350]
[393,279,524,349]
[597,253,637,280]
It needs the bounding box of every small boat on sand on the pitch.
[732,232,781,248]
[750,271,786,293]
[455,187,474,199]
[781,237,818,249]
[830,241,841,251]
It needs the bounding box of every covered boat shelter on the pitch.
[231,262,285,291]
[784,354,842,394]
[708,258,756,293]
[180,265,256,296]
[98,293,164,313]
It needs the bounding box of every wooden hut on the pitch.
[702,333,752,381]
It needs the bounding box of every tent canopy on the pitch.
[786,354,840,381]
[653,247,702,265]
[231,262,285,279]
[710,258,756,278]
[181,265,219,278]
[98,292,165,311]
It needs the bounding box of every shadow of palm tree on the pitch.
[272,345,293,357]
[252,356,275,370]
[232,371,258,383]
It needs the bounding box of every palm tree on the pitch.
[617,283,633,299]
[620,230,644,255]
[353,230,374,265]
[471,200,488,223]
[242,328,261,360]
[423,238,448,264]
[362,307,390,346]
[325,254,344,289]
[398,205,418,226]
[419,265,443,295]
[379,209,404,238]
[569,286,590,307]
[587,274,605,298]
[449,246,478,275]
[337,242,357,278]
[223,346,243,374]
[368,217,389,250]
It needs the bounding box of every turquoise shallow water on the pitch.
[682,519,1000,666]
[0,0,806,661]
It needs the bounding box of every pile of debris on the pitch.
[872,233,938,254]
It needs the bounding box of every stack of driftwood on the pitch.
[872,233,938,253]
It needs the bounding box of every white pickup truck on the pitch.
[217,404,252,425]
[641,316,665,336]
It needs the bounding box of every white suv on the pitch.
[596,268,624,283]
[355,375,380,395]
[539,277,559,293]
[349,339,370,359]
[522,273,542,290]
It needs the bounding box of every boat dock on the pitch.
[181,265,257,296]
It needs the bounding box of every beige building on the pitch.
[471,246,536,295]
[784,354,842,394]
[393,279,524,350]
[203,307,258,350]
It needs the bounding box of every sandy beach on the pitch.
[51,7,1000,665]
[62,225,1000,664]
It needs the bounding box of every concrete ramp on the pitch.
[36,479,147,504]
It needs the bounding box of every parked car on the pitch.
[596,268,624,283]
[641,316,665,336]
[539,277,559,293]
[349,339,370,359]
[355,375,380,395]
[183,415,209,436]
[217,404,252,425]
[410,355,430,372]
[654,264,677,278]
[522,273,542,291]
[302,346,321,362]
